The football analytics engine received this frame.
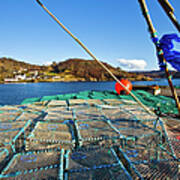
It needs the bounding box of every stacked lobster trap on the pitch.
[0,98,179,179]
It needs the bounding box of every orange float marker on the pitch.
[115,79,133,95]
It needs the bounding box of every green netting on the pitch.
[89,91,111,99]
[20,90,178,115]
[75,95,90,99]
[78,90,91,97]
[20,91,120,104]
[57,93,76,100]
[103,91,121,99]
[130,90,178,114]
[114,90,178,114]
[40,95,58,102]
[21,97,41,105]
[74,91,91,99]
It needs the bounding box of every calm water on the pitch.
[0,79,179,106]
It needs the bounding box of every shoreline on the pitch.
[0,77,179,84]
[0,78,155,84]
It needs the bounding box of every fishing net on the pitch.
[65,147,132,180]
[21,97,41,105]
[0,149,63,179]
[44,106,74,122]
[132,90,178,115]
[135,160,179,179]
[0,95,179,179]
[0,148,9,171]
[47,100,67,107]
[0,111,21,122]
[26,122,75,151]
[74,106,103,121]
[20,90,179,115]
[75,119,120,147]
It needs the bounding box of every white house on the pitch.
[15,74,26,80]
[4,78,18,82]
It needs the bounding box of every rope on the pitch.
[35,0,153,115]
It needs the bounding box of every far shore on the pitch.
[0,78,154,84]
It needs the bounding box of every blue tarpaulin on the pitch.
[158,33,180,71]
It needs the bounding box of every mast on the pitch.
[158,0,180,33]
[138,0,180,116]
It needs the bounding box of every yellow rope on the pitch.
[35,0,154,115]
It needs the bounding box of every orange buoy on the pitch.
[115,79,132,95]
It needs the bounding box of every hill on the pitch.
[0,57,152,82]
[0,57,47,82]
[50,58,152,81]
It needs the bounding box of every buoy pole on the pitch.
[158,0,180,33]
[138,0,180,116]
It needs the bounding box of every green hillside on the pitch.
[0,57,152,82]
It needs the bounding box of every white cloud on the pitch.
[117,58,147,70]
[43,61,53,66]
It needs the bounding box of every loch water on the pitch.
[0,79,179,105]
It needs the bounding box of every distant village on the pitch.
[4,68,61,83]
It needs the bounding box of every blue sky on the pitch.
[0,0,180,71]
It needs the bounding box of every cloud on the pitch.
[43,61,53,66]
[117,58,147,70]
